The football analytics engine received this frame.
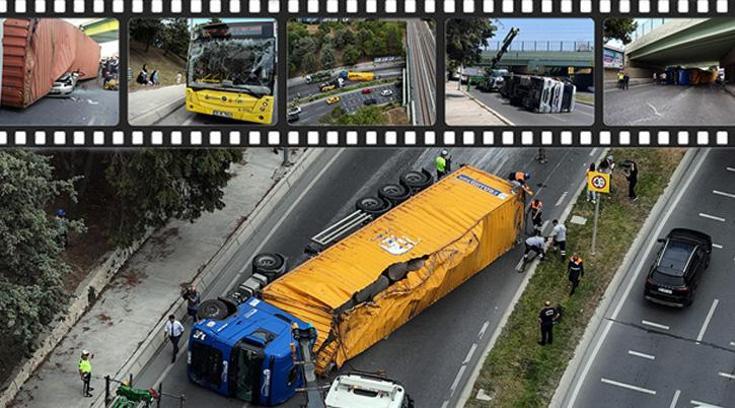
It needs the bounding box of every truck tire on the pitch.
[378,183,411,205]
[253,253,287,283]
[400,169,433,193]
[356,196,392,217]
[197,299,231,321]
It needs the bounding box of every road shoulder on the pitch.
[445,81,513,126]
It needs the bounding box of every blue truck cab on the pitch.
[187,297,308,406]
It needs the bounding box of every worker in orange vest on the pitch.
[568,255,584,296]
[508,171,533,196]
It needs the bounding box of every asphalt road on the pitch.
[287,65,403,101]
[0,80,119,126]
[295,83,399,125]
[604,84,735,126]
[467,88,595,126]
[560,149,735,408]
[406,19,436,125]
[130,147,597,408]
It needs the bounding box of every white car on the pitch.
[288,106,302,115]
[380,89,393,97]
[48,72,80,97]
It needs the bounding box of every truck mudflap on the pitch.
[262,166,524,374]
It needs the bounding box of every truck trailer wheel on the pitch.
[197,299,231,321]
[356,196,392,216]
[378,184,411,205]
[400,169,433,193]
[252,253,287,283]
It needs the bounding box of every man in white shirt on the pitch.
[164,314,185,363]
[524,231,546,262]
[549,219,567,262]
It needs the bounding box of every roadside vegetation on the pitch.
[466,149,684,407]
[129,18,191,89]
[0,150,243,385]
[320,102,407,125]
[288,19,406,77]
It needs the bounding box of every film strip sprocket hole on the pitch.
[1,0,735,147]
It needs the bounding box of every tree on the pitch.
[343,45,361,66]
[333,27,348,48]
[342,30,355,47]
[357,29,371,53]
[604,18,638,44]
[302,53,319,73]
[320,46,336,69]
[130,18,164,52]
[105,150,243,247]
[160,18,190,59]
[336,106,386,125]
[208,18,223,24]
[384,24,404,56]
[446,19,496,71]
[0,151,85,356]
[292,36,318,73]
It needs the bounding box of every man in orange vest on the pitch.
[508,171,533,196]
[568,254,584,296]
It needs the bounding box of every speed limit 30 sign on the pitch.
[587,171,610,194]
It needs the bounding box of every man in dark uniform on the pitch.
[568,255,584,296]
[530,199,544,233]
[538,301,558,345]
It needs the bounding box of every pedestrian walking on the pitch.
[164,315,185,363]
[549,219,567,262]
[624,160,638,201]
[623,73,630,90]
[586,163,597,203]
[435,149,451,180]
[652,72,658,85]
[182,285,201,321]
[617,70,625,89]
[175,72,183,84]
[535,148,548,164]
[530,199,544,233]
[568,254,584,296]
[538,301,559,345]
[78,350,94,397]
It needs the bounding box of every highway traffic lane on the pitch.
[296,83,399,125]
[568,149,735,408]
[467,89,595,126]
[406,19,437,125]
[288,68,403,101]
[604,84,735,126]
[130,147,597,408]
[0,83,119,126]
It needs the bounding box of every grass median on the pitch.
[466,148,685,407]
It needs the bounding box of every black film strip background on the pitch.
[0,0,733,147]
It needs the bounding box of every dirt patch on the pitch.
[385,107,409,125]
[116,268,148,289]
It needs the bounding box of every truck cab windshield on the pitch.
[189,342,224,388]
[188,24,275,97]
[232,341,265,402]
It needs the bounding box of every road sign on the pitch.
[587,171,610,194]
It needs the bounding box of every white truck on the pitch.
[325,374,413,408]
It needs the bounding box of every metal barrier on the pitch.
[486,40,594,52]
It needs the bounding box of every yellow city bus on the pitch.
[186,21,275,124]
[347,71,376,81]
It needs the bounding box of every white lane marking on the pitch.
[589,148,598,157]
[440,401,449,408]
[600,378,656,395]
[478,321,490,339]
[541,220,549,232]
[718,372,735,380]
[555,191,568,207]
[690,399,724,408]
[670,389,681,408]
[566,150,710,407]
[730,341,735,347]
[152,149,346,390]
[699,213,726,222]
[450,365,467,394]
[696,299,719,343]
[463,343,478,365]
[712,243,723,249]
[642,320,670,330]
[726,167,735,173]
[647,102,663,117]
[628,350,655,360]
[712,190,735,199]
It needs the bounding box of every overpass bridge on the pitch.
[625,18,735,79]
[479,41,594,73]
[80,18,119,43]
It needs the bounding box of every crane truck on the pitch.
[476,27,519,93]
[187,166,525,406]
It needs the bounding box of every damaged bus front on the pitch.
[186,21,276,124]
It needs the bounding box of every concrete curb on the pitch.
[90,148,324,408]
[459,89,515,126]
[129,95,185,126]
[549,148,698,408]
[0,233,152,408]
[456,148,609,408]
[722,84,735,98]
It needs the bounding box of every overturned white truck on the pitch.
[500,75,576,113]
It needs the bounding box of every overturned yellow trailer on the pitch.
[261,165,524,373]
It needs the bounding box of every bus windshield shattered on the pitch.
[188,22,275,97]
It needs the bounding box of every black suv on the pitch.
[644,228,712,307]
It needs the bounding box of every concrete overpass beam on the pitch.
[719,45,735,83]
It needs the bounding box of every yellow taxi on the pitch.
[326,96,341,105]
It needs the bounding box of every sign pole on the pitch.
[591,196,600,255]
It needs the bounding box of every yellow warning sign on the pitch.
[587,171,610,194]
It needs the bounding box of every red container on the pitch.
[2,18,101,108]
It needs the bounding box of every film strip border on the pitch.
[0,128,729,146]
[0,0,731,15]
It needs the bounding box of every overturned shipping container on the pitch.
[262,166,525,374]
[1,18,101,108]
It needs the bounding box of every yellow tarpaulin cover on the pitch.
[262,166,524,374]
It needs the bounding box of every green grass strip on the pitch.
[466,148,685,408]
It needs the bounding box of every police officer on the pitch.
[549,219,567,262]
[538,301,558,345]
[435,149,451,180]
[530,199,544,232]
[568,254,584,296]
[78,350,94,397]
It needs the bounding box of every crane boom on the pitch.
[490,27,519,69]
